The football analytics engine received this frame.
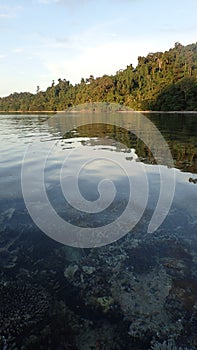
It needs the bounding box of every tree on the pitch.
[1,42,197,112]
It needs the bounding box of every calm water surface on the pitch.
[1,113,196,232]
[0,112,197,349]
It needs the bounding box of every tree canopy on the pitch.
[0,42,197,111]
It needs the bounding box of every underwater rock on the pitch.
[82,265,96,275]
[64,264,79,279]
[97,296,114,313]
[189,177,197,184]
[60,246,86,262]
[0,208,15,225]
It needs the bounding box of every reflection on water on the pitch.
[0,112,197,349]
[49,113,197,174]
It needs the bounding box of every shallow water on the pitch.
[0,112,197,349]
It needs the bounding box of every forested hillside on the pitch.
[0,42,197,111]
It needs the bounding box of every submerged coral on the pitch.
[0,215,196,349]
[150,340,192,350]
[97,296,114,313]
[0,280,50,345]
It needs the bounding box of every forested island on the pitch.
[0,42,197,112]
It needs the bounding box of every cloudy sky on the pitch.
[0,0,196,96]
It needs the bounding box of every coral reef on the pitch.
[150,340,192,350]
[0,212,196,349]
[0,279,50,346]
[61,229,197,349]
[64,264,79,279]
[97,296,114,313]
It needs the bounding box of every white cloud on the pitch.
[37,0,52,3]
[56,0,136,3]
[56,0,89,4]
[0,5,23,19]
[0,13,12,18]
[41,29,177,86]
[44,40,150,83]
[12,48,24,53]
[37,0,137,7]
[37,0,59,3]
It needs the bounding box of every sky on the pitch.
[0,0,197,97]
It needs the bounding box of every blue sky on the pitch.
[0,0,197,96]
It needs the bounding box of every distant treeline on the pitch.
[0,42,197,111]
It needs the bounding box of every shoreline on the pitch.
[0,110,197,114]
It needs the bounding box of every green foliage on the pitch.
[0,42,197,111]
[152,77,197,111]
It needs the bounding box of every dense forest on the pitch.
[0,42,197,111]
